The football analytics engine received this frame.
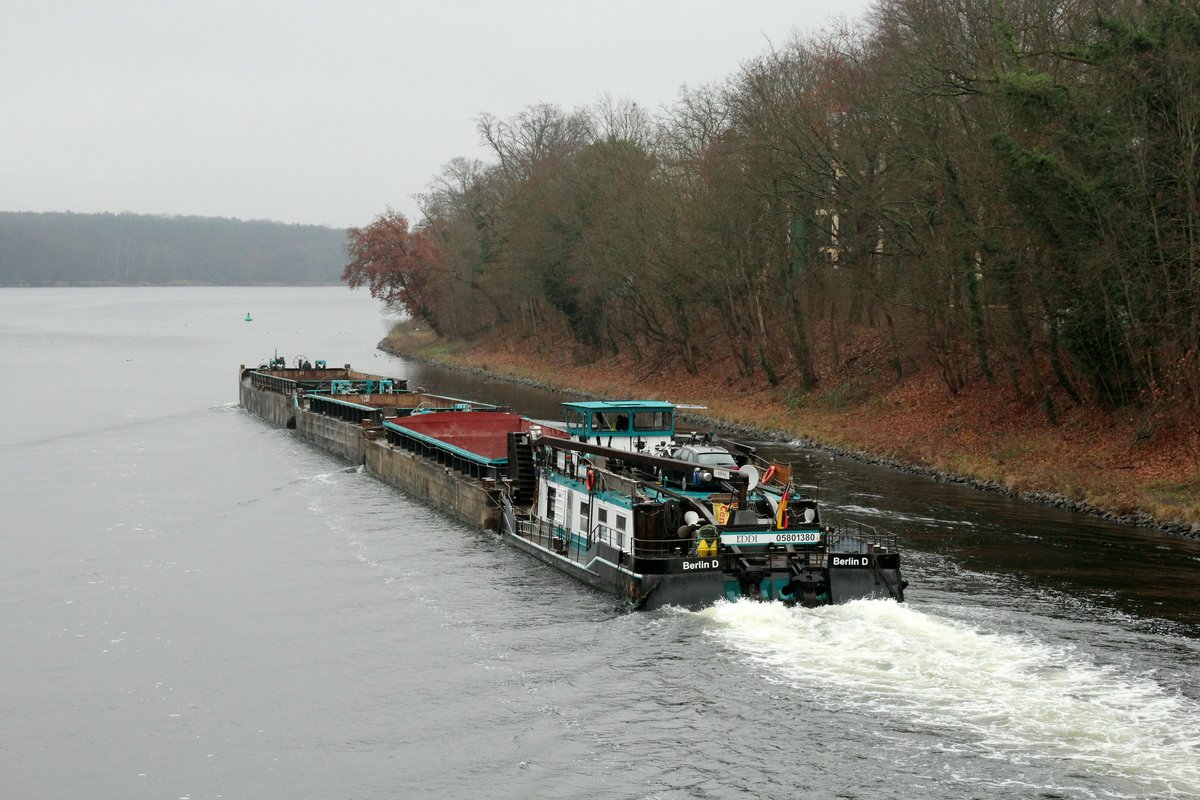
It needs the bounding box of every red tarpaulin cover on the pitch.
[391,411,567,460]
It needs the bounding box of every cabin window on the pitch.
[565,408,586,430]
[598,507,608,525]
[592,411,630,432]
[579,502,590,532]
[616,515,627,532]
[633,410,671,431]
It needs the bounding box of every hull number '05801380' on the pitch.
[721,531,821,546]
[774,532,821,544]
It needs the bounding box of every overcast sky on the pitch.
[2,1,870,229]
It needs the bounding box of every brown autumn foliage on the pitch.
[342,211,444,331]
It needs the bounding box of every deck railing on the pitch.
[831,519,899,553]
[305,394,384,425]
[251,371,297,395]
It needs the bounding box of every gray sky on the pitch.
[2,1,869,229]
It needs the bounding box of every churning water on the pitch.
[703,600,1199,798]
[1,287,1196,799]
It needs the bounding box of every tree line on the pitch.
[0,212,347,286]
[344,0,1200,419]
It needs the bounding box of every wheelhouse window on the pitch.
[632,410,672,431]
[565,408,586,431]
[592,411,630,432]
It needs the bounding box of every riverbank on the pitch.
[380,321,1200,537]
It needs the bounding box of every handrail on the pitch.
[250,371,297,395]
[832,518,899,552]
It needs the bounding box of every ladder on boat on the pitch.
[507,432,537,505]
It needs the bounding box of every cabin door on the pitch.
[553,490,568,532]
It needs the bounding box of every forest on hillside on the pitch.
[0,212,347,286]
[344,0,1200,422]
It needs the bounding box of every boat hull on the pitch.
[499,502,730,609]
[239,368,503,530]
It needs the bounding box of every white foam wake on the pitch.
[700,600,1200,795]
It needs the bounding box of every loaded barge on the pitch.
[239,359,528,529]
[240,360,906,609]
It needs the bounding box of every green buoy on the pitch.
[244,312,253,322]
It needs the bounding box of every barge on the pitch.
[239,360,906,610]
[239,359,517,529]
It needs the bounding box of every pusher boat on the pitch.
[500,400,907,610]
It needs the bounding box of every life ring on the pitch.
[585,468,596,492]
[762,465,777,484]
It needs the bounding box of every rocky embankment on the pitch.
[379,327,1200,539]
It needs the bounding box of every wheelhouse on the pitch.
[562,400,675,453]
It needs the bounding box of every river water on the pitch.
[1,287,1197,800]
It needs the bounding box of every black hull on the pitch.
[499,505,729,610]
[499,504,904,610]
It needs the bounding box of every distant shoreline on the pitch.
[0,211,347,286]
[0,282,342,288]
